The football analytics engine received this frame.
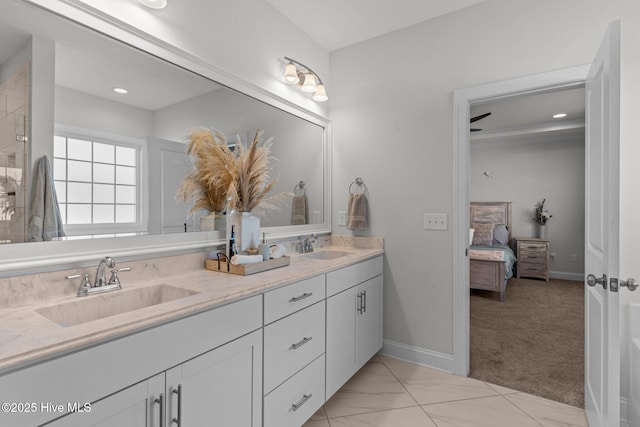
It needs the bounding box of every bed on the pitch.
[469,202,517,302]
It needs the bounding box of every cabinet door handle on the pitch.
[290,292,312,302]
[290,336,313,350]
[154,393,164,427]
[172,384,182,426]
[357,292,363,314]
[362,290,367,313]
[291,393,312,412]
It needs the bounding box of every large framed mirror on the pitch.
[0,0,330,274]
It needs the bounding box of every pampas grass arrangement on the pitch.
[176,127,276,214]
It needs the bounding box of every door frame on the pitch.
[452,65,590,376]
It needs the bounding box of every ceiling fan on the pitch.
[470,112,491,132]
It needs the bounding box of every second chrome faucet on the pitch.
[67,256,131,297]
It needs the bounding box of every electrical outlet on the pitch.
[424,213,448,230]
[570,253,577,262]
[338,211,346,226]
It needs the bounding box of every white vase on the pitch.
[200,212,226,231]
[227,212,260,254]
[536,224,547,239]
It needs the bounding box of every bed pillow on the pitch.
[492,223,509,245]
[471,223,494,246]
[469,228,475,246]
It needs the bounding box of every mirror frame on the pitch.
[0,0,331,275]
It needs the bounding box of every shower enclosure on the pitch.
[0,62,29,244]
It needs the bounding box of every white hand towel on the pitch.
[230,254,263,265]
[269,244,286,259]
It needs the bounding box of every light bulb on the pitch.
[139,0,167,9]
[301,73,317,93]
[313,84,328,102]
[283,63,299,84]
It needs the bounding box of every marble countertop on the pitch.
[0,240,383,374]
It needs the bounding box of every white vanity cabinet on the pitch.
[40,374,165,427]
[164,330,262,427]
[263,274,326,427]
[325,256,383,399]
[0,295,263,427]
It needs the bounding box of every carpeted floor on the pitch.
[470,277,584,408]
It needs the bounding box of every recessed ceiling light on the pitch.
[113,87,128,94]
[138,0,167,9]
[553,113,567,119]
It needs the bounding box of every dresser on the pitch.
[515,237,549,281]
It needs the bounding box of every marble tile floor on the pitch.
[304,354,588,427]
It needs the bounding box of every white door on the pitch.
[584,20,620,427]
[147,137,194,234]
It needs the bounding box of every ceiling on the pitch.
[470,87,586,144]
[264,0,487,52]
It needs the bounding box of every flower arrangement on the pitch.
[176,128,276,214]
[533,199,552,225]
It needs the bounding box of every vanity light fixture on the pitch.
[282,56,328,102]
[553,113,567,119]
[138,0,167,9]
[113,87,128,94]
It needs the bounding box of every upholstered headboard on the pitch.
[470,202,513,242]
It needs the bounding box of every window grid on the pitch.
[54,136,138,227]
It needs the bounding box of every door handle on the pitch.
[154,393,164,427]
[610,277,638,292]
[586,273,607,289]
[172,385,182,426]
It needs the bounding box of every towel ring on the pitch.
[294,181,306,196]
[349,177,368,195]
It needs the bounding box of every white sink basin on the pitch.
[36,284,199,327]
[302,250,351,260]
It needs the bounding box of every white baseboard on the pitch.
[380,339,454,373]
[549,271,584,281]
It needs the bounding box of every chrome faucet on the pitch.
[298,234,317,253]
[95,256,116,288]
[66,256,131,297]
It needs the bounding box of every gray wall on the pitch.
[329,0,640,402]
[470,139,585,278]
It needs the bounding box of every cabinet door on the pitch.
[42,374,164,427]
[165,329,262,427]
[357,275,384,365]
[325,286,358,400]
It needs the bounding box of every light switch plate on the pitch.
[338,211,346,226]
[424,213,448,230]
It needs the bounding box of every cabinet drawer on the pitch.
[518,242,547,252]
[264,274,325,324]
[519,263,547,276]
[327,256,383,297]
[519,251,547,264]
[264,301,325,393]
[264,354,325,427]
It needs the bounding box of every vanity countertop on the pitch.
[0,241,383,374]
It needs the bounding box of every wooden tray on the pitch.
[205,255,290,275]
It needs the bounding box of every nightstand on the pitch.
[515,237,549,281]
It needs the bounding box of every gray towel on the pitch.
[347,193,367,230]
[28,156,65,241]
[291,194,307,225]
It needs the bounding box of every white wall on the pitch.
[470,139,585,278]
[329,0,640,405]
[71,0,329,119]
[55,86,153,139]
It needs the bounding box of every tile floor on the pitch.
[304,354,588,427]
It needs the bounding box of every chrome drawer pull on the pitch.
[290,336,313,350]
[290,292,312,302]
[291,393,312,412]
[154,393,164,427]
[172,385,182,426]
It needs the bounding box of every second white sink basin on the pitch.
[36,284,199,327]
[302,250,351,260]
